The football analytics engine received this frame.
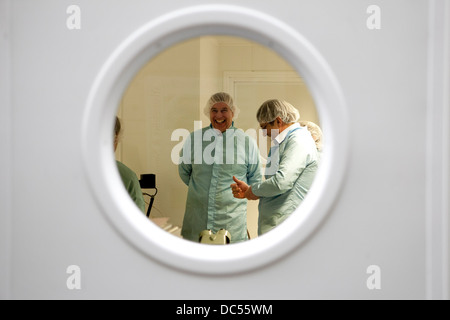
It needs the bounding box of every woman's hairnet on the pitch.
[256,99,300,124]
[300,120,323,151]
[203,92,240,119]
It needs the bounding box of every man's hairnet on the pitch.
[203,92,240,119]
[256,99,300,124]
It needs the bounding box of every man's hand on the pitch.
[231,176,259,200]
[231,176,248,199]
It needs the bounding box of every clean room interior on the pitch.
[115,35,320,240]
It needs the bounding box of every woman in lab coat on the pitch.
[231,99,318,236]
[114,117,146,214]
[178,92,262,244]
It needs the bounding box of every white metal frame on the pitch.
[0,0,12,300]
[426,0,450,300]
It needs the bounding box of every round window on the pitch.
[82,4,349,275]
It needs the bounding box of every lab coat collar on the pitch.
[274,122,300,145]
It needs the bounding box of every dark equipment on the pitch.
[139,174,157,218]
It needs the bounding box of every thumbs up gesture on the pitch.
[231,176,259,200]
[231,176,249,199]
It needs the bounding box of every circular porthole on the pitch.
[82,4,349,275]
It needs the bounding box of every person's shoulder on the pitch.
[234,128,259,143]
[290,126,310,140]
[287,127,317,150]
[231,127,252,137]
[116,161,136,177]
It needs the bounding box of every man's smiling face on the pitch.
[209,102,234,132]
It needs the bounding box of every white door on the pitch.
[0,0,448,300]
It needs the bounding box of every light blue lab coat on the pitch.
[179,123,262,243]
[251,124,318,236]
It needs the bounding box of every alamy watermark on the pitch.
[171,121,281,175]
[66,5,380,31]
[366,265,381,290]
[366,5,381,30]
[66,5,81,30]
[66,265,81,290]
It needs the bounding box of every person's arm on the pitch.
[252,135,312,198]
[230,136,262,200]
[246,135,263,186]
[231,176,259,200]
[129,176,146,214]
[178,134,192,186]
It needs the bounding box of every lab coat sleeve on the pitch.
[179,162,192,186]
[178,134,192,186]
[246,137,262,186]
[128,177,146,214]
[252,135,312,197]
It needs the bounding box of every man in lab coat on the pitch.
[231,99,318,236]
[179,92,262,243]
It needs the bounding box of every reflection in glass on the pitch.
[115,36,321,243]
